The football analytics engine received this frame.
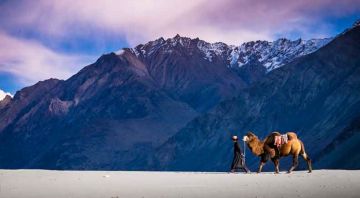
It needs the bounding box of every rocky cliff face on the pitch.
[0,26,342,170]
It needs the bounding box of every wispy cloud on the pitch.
[190,0,360,40]
[0,31,94,86]
[2,0,359,45]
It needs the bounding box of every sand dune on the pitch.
[0,169,359,198]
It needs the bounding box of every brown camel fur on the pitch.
[243,131,312,173]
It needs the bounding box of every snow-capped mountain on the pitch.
[128,34,331,72]
[227,38,332,71]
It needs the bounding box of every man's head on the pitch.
[232,135,238,142]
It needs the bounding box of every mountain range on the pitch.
[0,21,359,171]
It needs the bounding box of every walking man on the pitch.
[230,135,250,173]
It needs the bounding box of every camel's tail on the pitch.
[299,139,313,172]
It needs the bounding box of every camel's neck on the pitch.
[247,138,265,156]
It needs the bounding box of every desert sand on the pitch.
[0,169,359,198]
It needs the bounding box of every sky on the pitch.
[0,0,359,98]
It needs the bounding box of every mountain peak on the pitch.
[353,19,360,28]
[168,34,192,47]
[156,37,165,43]
[173,34,181,39]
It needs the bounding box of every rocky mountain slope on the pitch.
[151,23,360,171]
[0,52,197,169]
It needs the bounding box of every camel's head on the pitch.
[243,131,257,143]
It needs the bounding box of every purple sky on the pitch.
[0,0,359,96]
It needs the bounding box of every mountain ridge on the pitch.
[128,35,332,72]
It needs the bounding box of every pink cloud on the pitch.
[185,0,360,38]
[3,0,358,45]
[0,31,94,85]
[1,0,272,45]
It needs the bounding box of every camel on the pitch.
[242,131,312,174]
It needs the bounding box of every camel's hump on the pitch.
[286,132,298,140]
[271,131,281,136]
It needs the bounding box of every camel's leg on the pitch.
[288,154,299,173]
[257,154,268,173]
[301,153,312,173]
[275,147,280,158]
[258,161,265,173]
[271,157,280,174]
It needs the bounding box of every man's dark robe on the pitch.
[230,141,250,172]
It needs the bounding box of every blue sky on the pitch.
[0,0,359,96]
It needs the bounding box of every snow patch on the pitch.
[0,89,12,101]
[130,48,140,57]
[228,47,240,66]
[197,41,227,62]
[115,49,125,55]
[227,38,332,71]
